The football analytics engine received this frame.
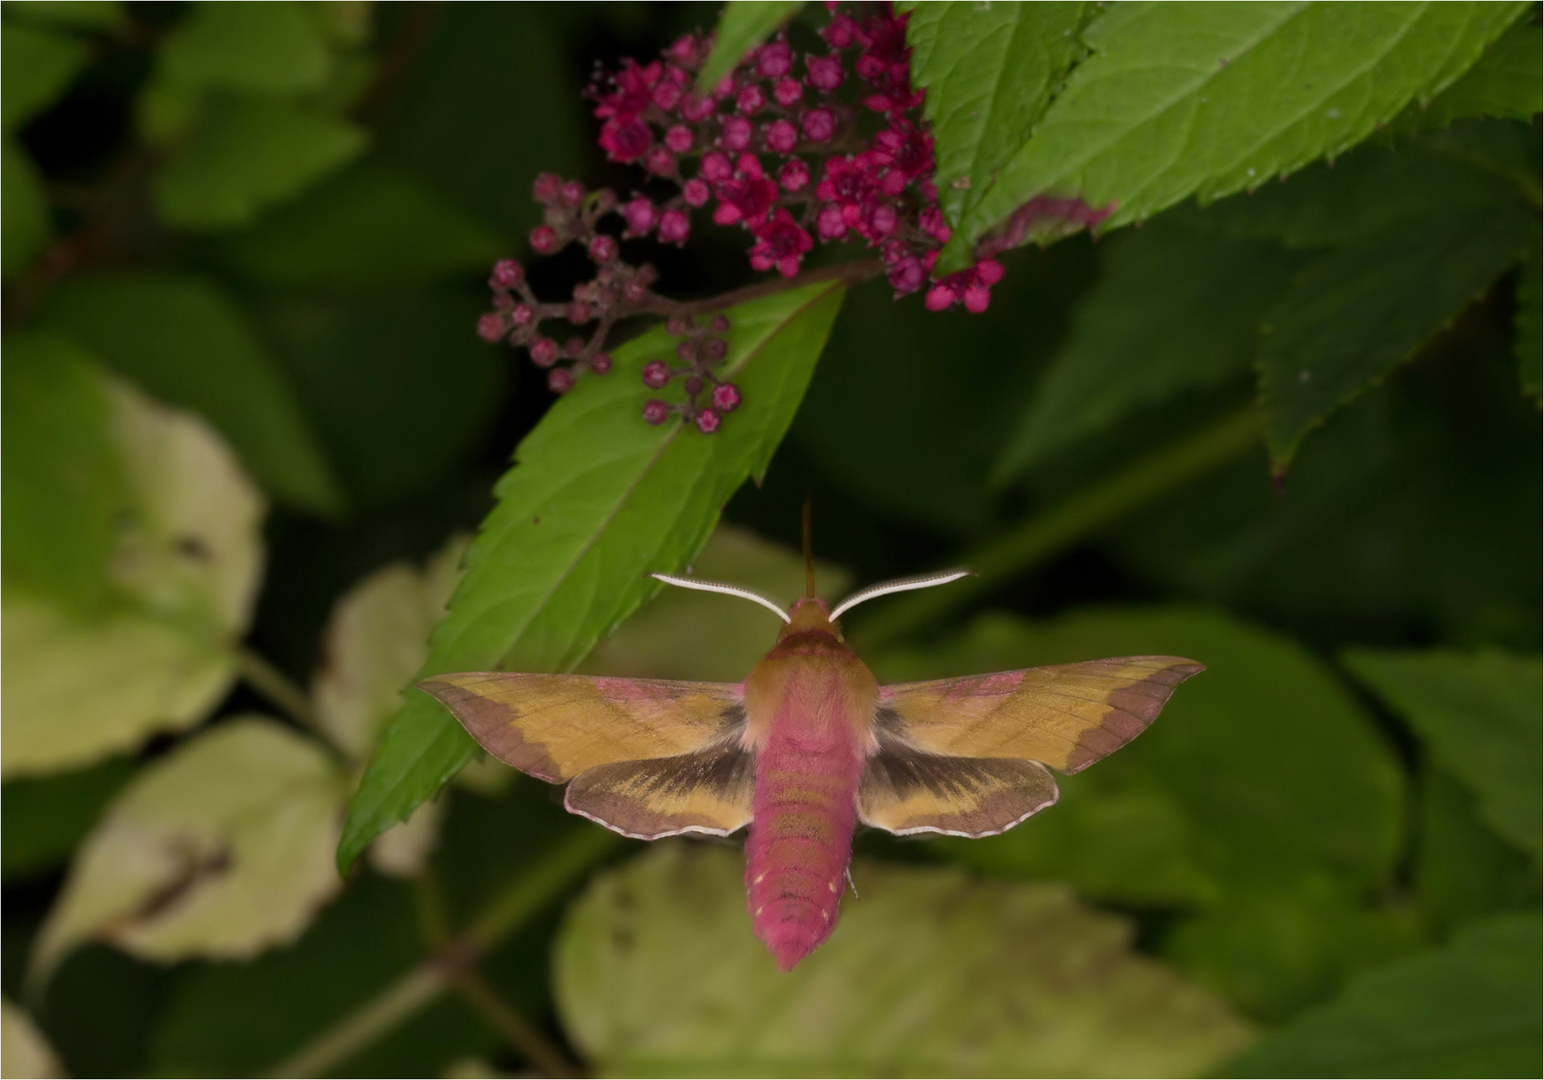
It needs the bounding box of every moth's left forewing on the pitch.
[875,656,1203,773]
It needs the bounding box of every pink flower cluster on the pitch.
[477,2,1020,431]
[586,6,1006,312]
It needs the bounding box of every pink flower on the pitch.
[713,157,777,226]
[657,208,691,245]
[748,209,813,278]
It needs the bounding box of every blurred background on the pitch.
[3,3,1539,1077]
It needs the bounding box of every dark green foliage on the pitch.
[2,4,1537,1077]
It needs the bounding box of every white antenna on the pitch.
[650,573,791,623]
[829,569,974,621]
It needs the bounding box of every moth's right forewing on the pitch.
[876,657,1203,774]
[418,673,745,782]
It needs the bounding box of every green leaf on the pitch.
[697,1,804,92]
[1518,241,1541,406]
[1257,202,1532,469]
[215,162,504,289]
[1227,912,1542,1077]
[1,1,124,31]
[1399,21,1542,131]
[251,286,509,509]
[2,23,87,130]
[2,757,135,882]
[872,607,1405,907]
[1163,879,1423,1021]
[337,282,846,871]
[555,844,1255,1076]
[994,220,1302,479]
[1,999,64,1079]
[578,524,850,682]
[30,718,349,989]
[945,2,1529,271]
[1414,767,1539,935]
[1343,648,1541,862]
[39,272,342,513]
[902,2,1087,226]
[152,98,367,231]
[2,377,266,776]
[1,332,124,609]
[1,139,48,281]
[158,0,330,94]
[374,5,586,237]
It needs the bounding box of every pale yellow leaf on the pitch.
[30,719,347,987]
[1,377,265,777]
[1,999,65,1079]
[555,844,1257,1077]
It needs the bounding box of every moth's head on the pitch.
[783,595,839,640]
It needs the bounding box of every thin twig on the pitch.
[235,648,322,731]
[453,969,581,1079]
[634,257,886,319]
[266,828,623,1078]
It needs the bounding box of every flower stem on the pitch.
[854,406,1265,649]
[453,968,581,1079]
[265,827,624,1078]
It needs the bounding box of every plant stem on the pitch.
[235,648,321,731]
[453,969,581,1079]
[266,827,624,1078]
[854,407,1265,650]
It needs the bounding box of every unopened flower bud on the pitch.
[645,146,676,175]
[622,280,648,303]
[491,259,523,288]
[806,54,843,91]
[529,225,559,253]
[657,208,690,245]
[477,313,507,342]
[736,84,765,114]
[800,108,836,142]
[642,360,671,388]
[756,39,793,78]
[533,173,563,202]
[666,315,689,336]
[588,235,618,263]
[683,375,703,396]
[548,368,574,393]
[590,351,612,374]
[559,180,585,205]
[701,336,727,362]
[567,300,593,324]
[695,408,721,433]
[530,337,560,366]
[664,124,694,153]
[764,119,798,153]
[720,116,753,152]
[773,78,803,106]
[700,152,732,182]
[621,197,656,236]
[511,303,536,326]
[682,179,711,206]
[710,315,731,333]
[643,399,670,424]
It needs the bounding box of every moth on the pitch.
[421,532,1202,971]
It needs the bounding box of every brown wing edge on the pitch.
[563,736,756,841]
[418,675,569,782]
[1061,657,1204,774]
[858,728,1060,838]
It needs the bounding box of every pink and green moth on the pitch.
[421,525,1202,971]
